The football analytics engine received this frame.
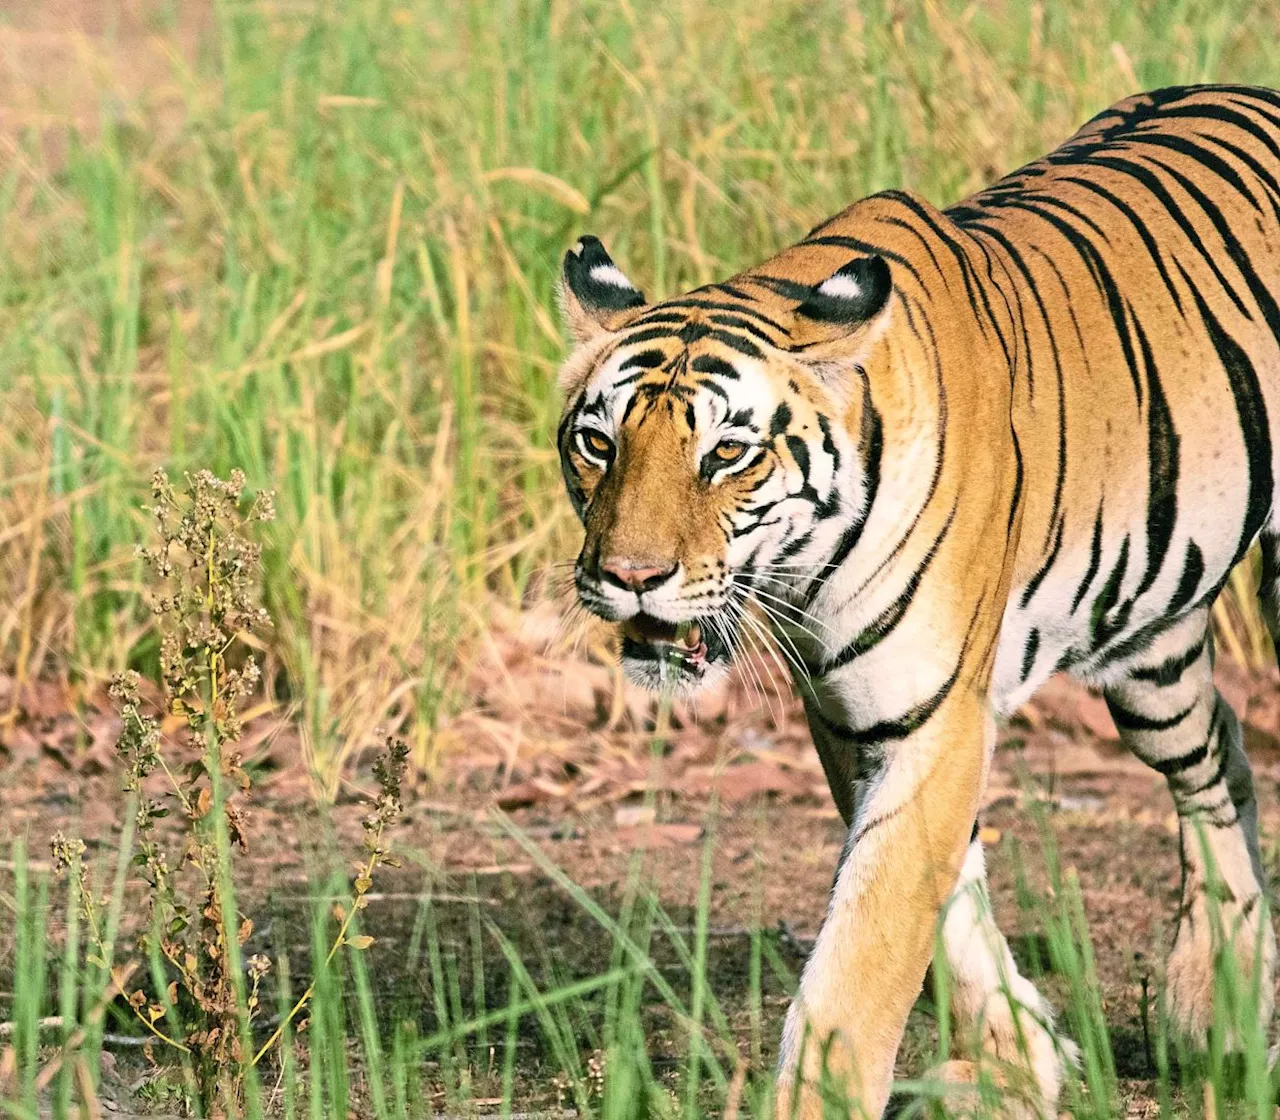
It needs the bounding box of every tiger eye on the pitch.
[582,431,613,457]
[714,441,748,462]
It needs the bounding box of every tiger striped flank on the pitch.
[555,85,1280,1118]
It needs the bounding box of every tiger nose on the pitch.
[599,556,678,591]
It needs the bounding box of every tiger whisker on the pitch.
[712,601,767,715]
[728,588,806,698]
[728,583,819,682]
[746,604,817,685]
[736,608,798,721]
[733,579,833,642]
[730,606,784,725]
[743,604,813,691]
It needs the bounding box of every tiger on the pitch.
[555,84,1280,1117]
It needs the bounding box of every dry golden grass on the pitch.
[1,0,1277,793]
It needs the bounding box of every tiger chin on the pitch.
[556,85,1280,1119]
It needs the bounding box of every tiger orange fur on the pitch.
[557,85,1280,1116]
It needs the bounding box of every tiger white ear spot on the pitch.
[816,272,865,301]
[796,256,891,326]
[588,262,637,290]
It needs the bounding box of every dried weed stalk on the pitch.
[50,469,407,1116]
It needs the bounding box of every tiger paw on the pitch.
[938,978,1076,1119]
[1166,888,1275,1051]
[927,1058,1042,1119]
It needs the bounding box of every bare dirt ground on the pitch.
[6,618,1280,1114]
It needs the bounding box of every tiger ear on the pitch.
[789,255,892,350]
[559,235,647,343]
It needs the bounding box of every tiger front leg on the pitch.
[776,696,990,1119]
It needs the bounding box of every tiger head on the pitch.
[556,234,894,694]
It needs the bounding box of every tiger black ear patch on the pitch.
[795,256,891,325]
[563,235,646,314]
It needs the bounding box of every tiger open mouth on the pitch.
[618,613,733,690]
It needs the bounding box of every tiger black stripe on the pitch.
[1056,174,1186,314]
[1140,150,1280,338]
[809,379,882,604]
[1177,262,1274,565]
[1131,634,1206,685]
[1168,540,1205,615]
[1090,534,1132,646]
[1020,628,1040,683]
[957,220,1070,544]
[996,196,1148,407]
[556,86,1280,1117]
[1071,504,1106,612]
[1134,314,1180,598]
[1108,697,1197,732]
[811,654,961,748]
[1079,153,1253,317]
[883,189,1015,365]
[818,501,958,675]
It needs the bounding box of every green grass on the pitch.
[4,814,1280,1118]
[2,0,1279,792]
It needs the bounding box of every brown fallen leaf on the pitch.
[684,760,809,804]
[1075,690,1118,742]
[493,777,567,810]
[614,803,656,828]
[613,823,703,849]
[715,760,809,803]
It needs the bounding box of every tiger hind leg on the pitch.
[931,837,1077,1117]
[1102,608,1274,1050]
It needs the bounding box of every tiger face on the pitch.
[556,235,892,693]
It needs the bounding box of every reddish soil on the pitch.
[6,635,1280,1114]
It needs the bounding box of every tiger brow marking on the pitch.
[707,313,785,346]
[619,348,667,370]
[642,297,790,334]
[691,354,740,379]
